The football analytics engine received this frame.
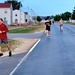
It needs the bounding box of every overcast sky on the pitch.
[0,0,75,16]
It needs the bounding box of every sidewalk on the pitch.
[2,38,38,57]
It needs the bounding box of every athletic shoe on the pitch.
[9,51,12,57]
[0,53,3,57]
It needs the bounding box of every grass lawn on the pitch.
[2,24,45,52]
[9,24,45,33]
[1,39,21,52]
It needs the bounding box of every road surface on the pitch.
[8,32,44,39]
[1,23,75,75]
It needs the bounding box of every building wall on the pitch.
[0,7,30,25]
[21,12,25,23]
[25,14,30,22]
[0,8,12,25]
[13,10,21,24]
[13,10,26,24]
[13,10,30,24]
[10,4,13,25]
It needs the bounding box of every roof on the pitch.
[0,3,11,8]
[24,12,28,15]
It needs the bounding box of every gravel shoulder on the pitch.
[2,38,38,57]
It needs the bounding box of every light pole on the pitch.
[31,9,35,24]
[27,7,30,22]
[15,1,21,26]
[19,0,26,26]
[19,1,21,26]
[27,8,36,25]
[18,0,24,26]
[31,9,37,24]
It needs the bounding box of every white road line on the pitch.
[9,39,41,75]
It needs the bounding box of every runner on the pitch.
[59,18,63,31]
[0,18,12,57]
[45,17,51,37]
[52,20,54,25]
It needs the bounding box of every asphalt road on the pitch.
[8,32,44,39]
[1,23,75,75]
[0,31,44,75]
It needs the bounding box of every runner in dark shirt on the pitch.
[45,19,51,37]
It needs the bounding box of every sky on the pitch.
[0,0,75,16]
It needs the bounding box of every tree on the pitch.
[72,7,75,19]
[45,16,50,20]
[54,11,71,21]
[64,12,71,20]
[5,0,22,10]
[72,10,75,19]
[54,15,61,21]
[60,13,66,20]
[36,16,42,24]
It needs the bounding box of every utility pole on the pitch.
[27,7,30,22]
[16,1,21,26]
[20,1,21,26]
[19,0,26,26]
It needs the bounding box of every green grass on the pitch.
[1,40,14,47]
[1,39,20,52]
[1,25,45,51]
[9,27,40,33]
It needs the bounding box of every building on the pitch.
[13,10,21,25]
[13,10,30,25]
[0,3,13,25]
[0,3,33,25]
[24,12,31,22]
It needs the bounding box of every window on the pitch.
[15,19,18,23]
[4,17,6,20]
[25,19,27,22]
[4,11,7,13]
[15,14,17,16]
[4,9,7,13]
[3,17,7,25]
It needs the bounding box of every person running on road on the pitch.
[45,17,51,37]
[52,20,54,25]
[52,19,54,25]
[59,18,64,31]
[0,18,12,57]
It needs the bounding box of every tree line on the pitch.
[54,7,75,21]
[4,0,75,22]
